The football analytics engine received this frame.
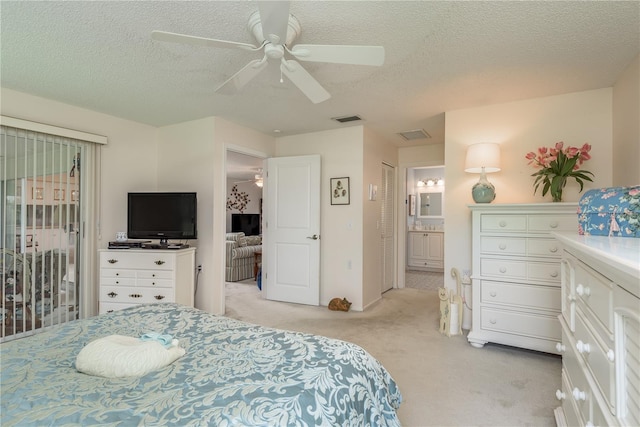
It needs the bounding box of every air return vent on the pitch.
[332,115,363,123]
[398,129,431,141]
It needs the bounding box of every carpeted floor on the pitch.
[224,280,561,427]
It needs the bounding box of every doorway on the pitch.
[224,149,265,301]
[405,165,445,291]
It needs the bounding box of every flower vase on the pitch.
[550,176,566,202]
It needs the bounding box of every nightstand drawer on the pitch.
[100,286,174,304]
[481,280,560,312]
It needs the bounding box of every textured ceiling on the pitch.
[1,1,638,148]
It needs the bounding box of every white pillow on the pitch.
[76,335,185,378]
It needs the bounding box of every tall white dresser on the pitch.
[553,233,640,427]
[99,247,196,314]
[468,203,578,354]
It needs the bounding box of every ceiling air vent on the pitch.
[332,115,362,123]
[398,129,431,141]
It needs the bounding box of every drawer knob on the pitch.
[550,221,559,229]
[155,260,165,265]
[576,340,591,354]
[490,291,497,297]
[152,274,156,278]
[567,294,576,302]
[555,343,565,353]
[107,292,117,298]
[576,284,591,297]
[572,387,587,401]
[606,349,615,362]
[107,310,114,313]
[555,390,565,401]
[499,243,507,250]
[108,259,118,264]
[499,267,507,274]
[129,293,142,299]
[549,246,558,253]
[154,295,165,300]
[499,221,507,227]
[550,271,558,278]
[489,318,497,324]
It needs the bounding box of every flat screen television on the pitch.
[231,213,260,236]
[127,192,197,244]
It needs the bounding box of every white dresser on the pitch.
[468,203,578,353]
[99,247,196,314]
[553,233,640,427]
[407,230,444,271]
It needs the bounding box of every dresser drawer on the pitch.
[137,278,173,288]
[100,269,136,279]
[100,252,175,270]
[527,238,561,257]
[574,259,614,333]
[527,261,561,283]
[99,301,137,314]
[480,236,526,255]
[574,310,615,410]
[559,369,584,427]
[99,276,136,287]
[481,280,560,312]
[480,258,527,280]
[480,307,560,341]
[528,214,576,233]
[100,286,174,304]
[481,215,527,232]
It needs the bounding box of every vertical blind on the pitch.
[1,124,93,341]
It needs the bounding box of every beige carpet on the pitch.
[225,281,560,427]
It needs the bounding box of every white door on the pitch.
[264,155,321,305]
[381,163,395,292]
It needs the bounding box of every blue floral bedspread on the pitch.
[0,303,402,426]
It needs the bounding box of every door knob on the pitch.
[306,234,320,240]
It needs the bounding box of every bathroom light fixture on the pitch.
[464,143,501,203]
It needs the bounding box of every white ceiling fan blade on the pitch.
[280,60,330,104]
[289,45,385,66]
[216,58,268,94]
[151,30,261,52]
[258,1,290,44]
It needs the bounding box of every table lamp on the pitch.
[464,143,501,203]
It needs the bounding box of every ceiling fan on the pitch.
[234,170,264,187]
[151,1,385,103]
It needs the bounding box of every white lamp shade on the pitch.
[464,143,501,173]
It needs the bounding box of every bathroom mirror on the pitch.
[418,191,443,217]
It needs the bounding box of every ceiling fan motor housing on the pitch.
[247,11,300,46]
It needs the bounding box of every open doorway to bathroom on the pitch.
[405,165,444,291]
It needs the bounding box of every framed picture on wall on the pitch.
[330,177,350,205]
[54,189,65,201]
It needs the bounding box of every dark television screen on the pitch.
[231,213,260,236]
[127,192,197,242]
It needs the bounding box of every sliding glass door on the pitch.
[1,125,90,341]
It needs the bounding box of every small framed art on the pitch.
[54,189,65,201]
[330,177,350,205]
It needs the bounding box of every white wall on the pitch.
[443,88,613,291]
[276,127,366,310]
[612,54,640,186]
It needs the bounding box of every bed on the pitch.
[0,303,402,426]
